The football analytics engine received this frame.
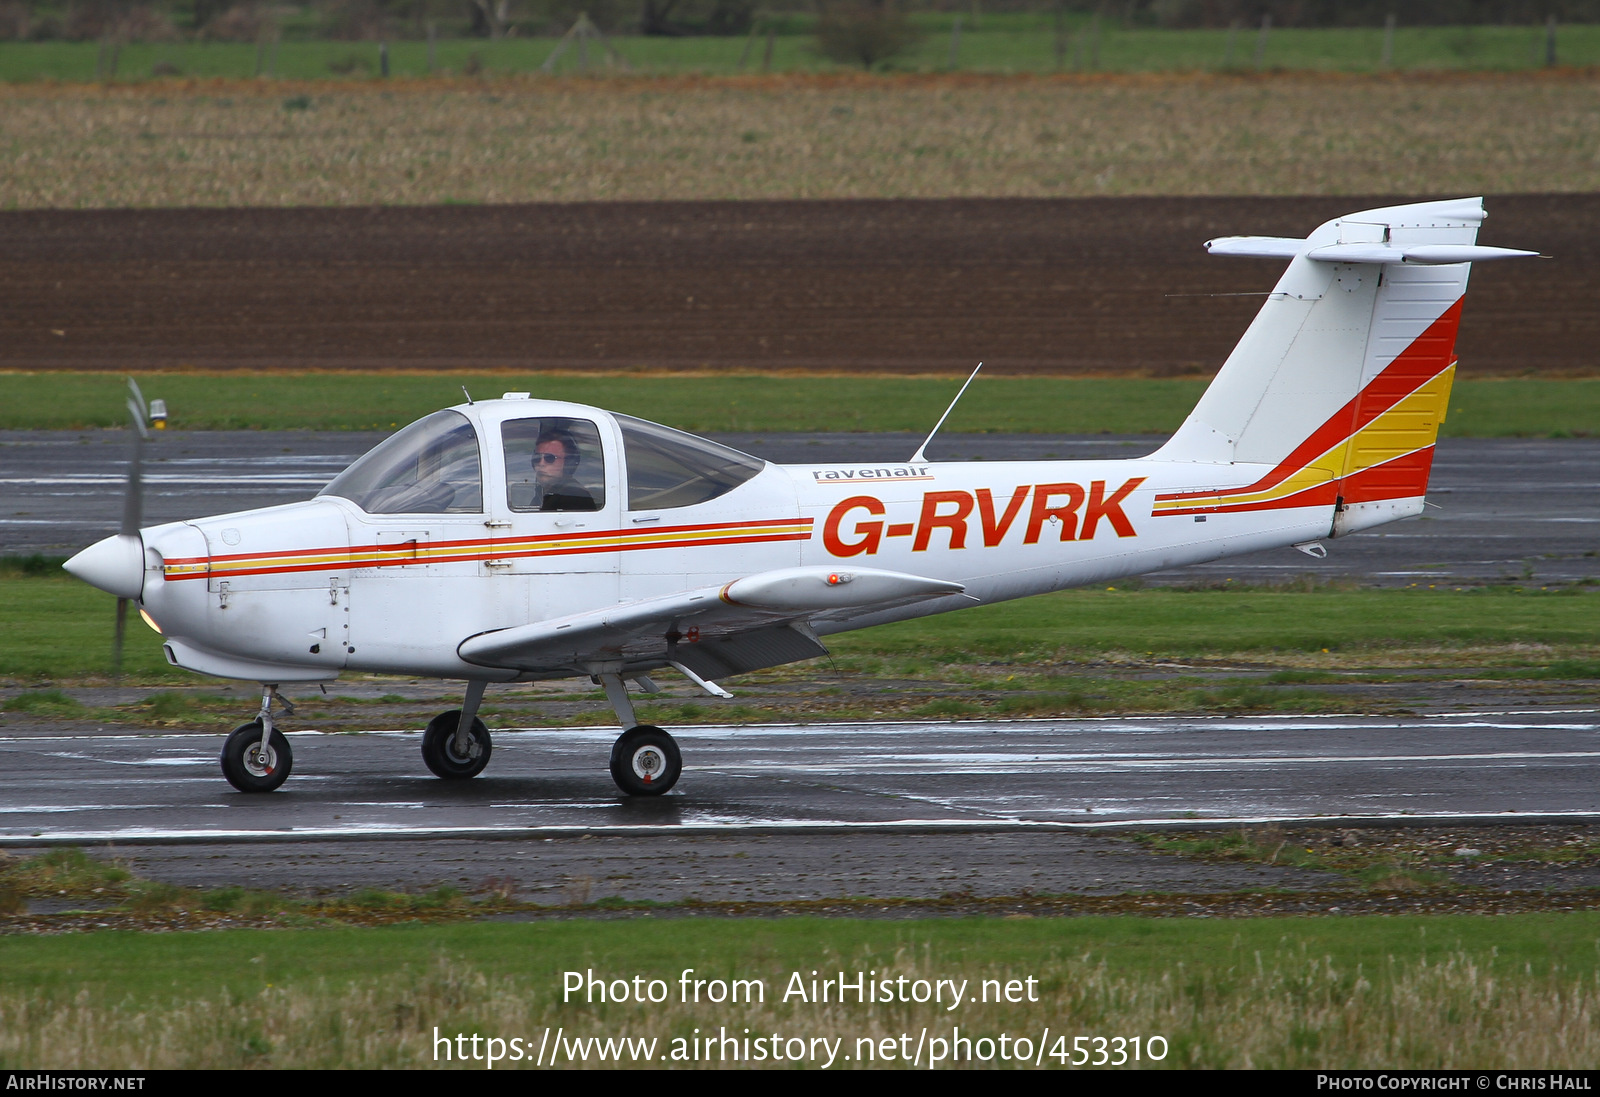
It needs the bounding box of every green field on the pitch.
[1,22,1595,82]
[3,373,1594,436]
[1,914,1597,1067]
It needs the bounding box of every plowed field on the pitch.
[0,194,1591,376]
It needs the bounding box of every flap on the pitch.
[457,565,964,675]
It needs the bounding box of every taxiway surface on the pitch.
[3,709,1598,900]
[3,708,1596,842]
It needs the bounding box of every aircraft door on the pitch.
[327,409,498,675]
[485,415,621,622]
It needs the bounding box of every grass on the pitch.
[1138,826,1454,891]
[3,70,1599,207]
[0,913,1599,1067]
[1,373,1595,435]
[4,23,1600,82]
[0,577,178,680]
[828,586,1600,664]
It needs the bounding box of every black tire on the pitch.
[609,725,681,796]
[221,721,293,793]
[422,710,492,779]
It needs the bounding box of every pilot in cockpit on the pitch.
[533,428,597,511]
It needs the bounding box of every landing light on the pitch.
[139,608,163,635]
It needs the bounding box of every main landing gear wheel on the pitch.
[422,710,492,779]
[609,725,681,797]
[221,721,292,793]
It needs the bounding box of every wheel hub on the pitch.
[630,746,664,783]
[244,742,277,778]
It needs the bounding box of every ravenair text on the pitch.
[821,478,1147,557]
[564,968,1040,1011]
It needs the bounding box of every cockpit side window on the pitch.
[616,414,765,510]
[502,417,606,512]
[318,410,483,514]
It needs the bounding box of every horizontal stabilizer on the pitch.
[1306,243,1538,265]
[1205,236,1305,259]
[458,566,964,675]
[1207,237,1537,265]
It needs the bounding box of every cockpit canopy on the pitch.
[318,404,767,516]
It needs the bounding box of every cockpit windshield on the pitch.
[616,414,765,510]
[318,410,483,514]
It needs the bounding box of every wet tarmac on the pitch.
[2,708,1596,845]
[3,708,1597,902]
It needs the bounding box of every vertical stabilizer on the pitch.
[1151,198,1533,536]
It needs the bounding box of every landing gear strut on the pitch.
[422,679,492,779]
[599,672,682,796]
[221,684,293,793]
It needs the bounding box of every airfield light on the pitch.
[149,398,168,430]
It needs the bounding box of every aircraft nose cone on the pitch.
[63,533,146,600]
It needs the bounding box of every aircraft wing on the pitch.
[456,566,966,680]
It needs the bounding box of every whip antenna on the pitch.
[909,362,982,464]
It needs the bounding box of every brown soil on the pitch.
[0,195,1590,376]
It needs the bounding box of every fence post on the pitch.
[1546,15,1558,67]
[737,19,757,71]
[1053,2,1065,70]
[1252,13,1270,69]
[427,22,437,73]
[761,26,774,72]
[380,41,390,77]
[1381,12,1395,70]
[948,15,961,70]
[1224,17,1237,67]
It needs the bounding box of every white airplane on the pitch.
[64,197,1535,796]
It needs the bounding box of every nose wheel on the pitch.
[221,720,293,792]
[609,725,681,796]
[221,685,295,793]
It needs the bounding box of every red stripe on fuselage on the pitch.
[163,517,813,580]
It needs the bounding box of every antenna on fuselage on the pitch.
[909,361,982,464]
[461,385,474,405]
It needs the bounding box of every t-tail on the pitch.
[1152,197,1535,538]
